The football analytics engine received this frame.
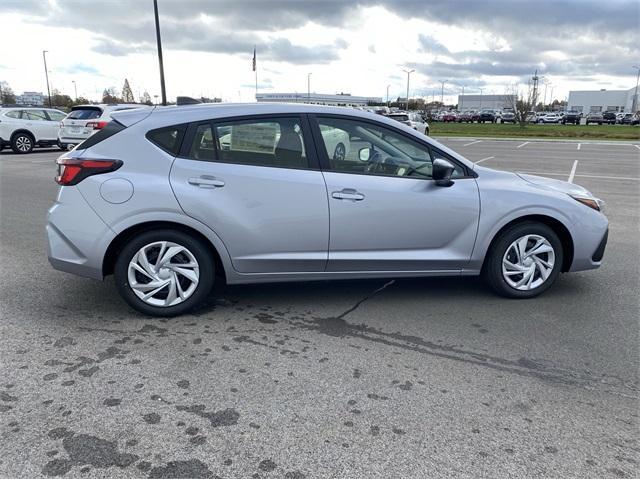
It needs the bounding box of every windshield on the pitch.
[389,114,409,121]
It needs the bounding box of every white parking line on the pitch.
[474,156,494,164]
[568,160,578,183]
[577,143,581,150]
[31,159,55,164]
[635,145,640,150]
[463,140,482,147]
[516,141,529,148]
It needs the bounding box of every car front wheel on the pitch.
[483,222,563,298]
[114,229,215,316]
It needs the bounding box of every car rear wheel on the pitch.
[114,229,215,316]
[11,133,34,154]
[483,222,563,299]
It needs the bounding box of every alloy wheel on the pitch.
[15,136,32,152]
[127,241,200,307]
[501,234,556,291]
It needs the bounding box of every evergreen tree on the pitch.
[122,79,135,103]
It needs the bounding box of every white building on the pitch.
[567,87,638,114]
[457,94,515,111]
[16,91,45,106]
[256,92,382,107]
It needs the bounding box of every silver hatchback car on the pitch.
[46,103,608,316]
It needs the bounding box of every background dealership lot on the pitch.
[1,138,638,478]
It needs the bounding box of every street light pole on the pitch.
[386,84,390,108]
[72,80,77,101]
[153,0,167,106]
[307,72,312,102]
[42,50,52,108]
[402,68,414,111]
[632,65,640,113]
[460,85,465,110]
[479,88,483,109]
[440,80,446,106]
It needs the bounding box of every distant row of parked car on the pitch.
[0,104,140,153]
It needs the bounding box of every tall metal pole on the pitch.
[479,88,483,109]
[43,50,52,107]
[460,85,464,110]
[72,80,77,100]
[386,84,390,107]
[153,0,167,106]
[307,72,312,102]
[402,68,414,111]
[440,80,446,106]
[632,66,640,113]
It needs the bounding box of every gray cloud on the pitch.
[1,0,637,80]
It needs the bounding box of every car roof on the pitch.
[114,103,417,129]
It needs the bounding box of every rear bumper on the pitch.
[46,186,114,280]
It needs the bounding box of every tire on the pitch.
[57,140,66,151]
[333,142,346,161]
[114,229,215,317]
[483,222,563,299]
[11,132,34,154]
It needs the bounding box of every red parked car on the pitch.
[441,112,457,122]
[457,112,473,123]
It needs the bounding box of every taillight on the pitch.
[86,120,108,130]
[55,158,122,186]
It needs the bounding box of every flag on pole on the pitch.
[252,47,256,72]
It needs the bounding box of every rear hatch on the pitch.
[59,106,104,141]
[388,114,410,125]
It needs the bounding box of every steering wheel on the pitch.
[365,149,385,173]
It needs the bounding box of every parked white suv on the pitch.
[387,112,429,135]
[0,107,67,153]
[58,104,144,149]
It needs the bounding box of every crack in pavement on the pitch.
[336,280,396,320]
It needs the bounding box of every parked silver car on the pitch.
[47,104,608,316]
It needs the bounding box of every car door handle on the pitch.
[188,176,225,188]
[331,189,365,201]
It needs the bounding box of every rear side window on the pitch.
[67,107,102,120]
[147,124,187,155]
[5,110,22,119]
[77,121,126,150]
[211,117,309,169]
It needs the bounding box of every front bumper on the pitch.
[46,186,114,280]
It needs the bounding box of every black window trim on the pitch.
[307,113,477,180]
[177,113,321,171]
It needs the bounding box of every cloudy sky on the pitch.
[1,0,638,104]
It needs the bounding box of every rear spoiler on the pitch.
[110,106,155,127]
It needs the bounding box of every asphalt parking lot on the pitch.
[1,138,639,478]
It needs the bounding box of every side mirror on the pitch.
[432,158,455,187]
[358,147,370,162]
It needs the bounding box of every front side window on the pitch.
[316,117,464,179]
[212,117,308,169]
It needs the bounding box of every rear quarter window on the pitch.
[146,125,187,156]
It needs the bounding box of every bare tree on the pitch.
[506,83,535,128]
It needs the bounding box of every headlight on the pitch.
[570,195,605,212]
